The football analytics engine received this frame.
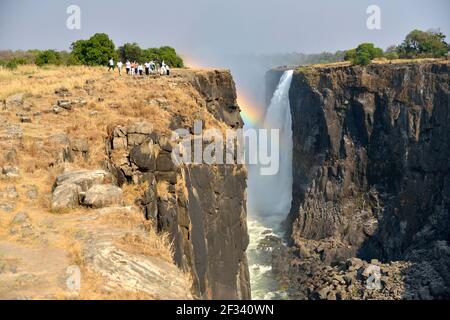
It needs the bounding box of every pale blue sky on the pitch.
[0,0,449,56]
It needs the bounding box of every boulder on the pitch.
[54,170,115,192]
[130,142,156,171]
[51,183,81,211]
[83,184,123,208]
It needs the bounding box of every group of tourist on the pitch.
[108,58,170,76]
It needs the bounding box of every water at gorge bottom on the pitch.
[245,70,294,300]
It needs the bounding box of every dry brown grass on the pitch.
[122,181,149,205]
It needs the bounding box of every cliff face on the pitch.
[286,61,450,299]
[106,70,250,300]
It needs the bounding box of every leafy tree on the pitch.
[345,43,383,65]
[140,46,184,67]
[156,46,184,67]
[344,49,356,61]
[35,50,62,66]
[397,29,449,58]
[117,42,142,62]
[70,33,117,66]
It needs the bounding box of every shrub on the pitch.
[345,43,384,66]
[6,60,18,70]
[397,29,449,58]
[35,50,62,66]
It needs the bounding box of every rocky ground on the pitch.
[0,65,219,299]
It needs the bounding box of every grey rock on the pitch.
[83,184,123,208]
[0,202,15,212]
[130,142,156,171]
[51,183,81,211]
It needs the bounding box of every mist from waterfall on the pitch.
[247,70,294,218]
[246,70,294,299]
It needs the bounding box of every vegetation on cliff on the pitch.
[345,29,449,65]
[0,33,184,68]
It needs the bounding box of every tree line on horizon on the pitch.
[0,33,184,70]
[345,29,449,66]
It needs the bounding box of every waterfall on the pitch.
[246,70,294,299]
[247,69,294,217]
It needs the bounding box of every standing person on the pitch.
[149,60,155,73]
[117,61,123,76]
[108,58,114,71]
[166,64,170,76]
[144,62,150,76]
[125,60,131,75]
[138,63,143,76]
[131,61,136,75]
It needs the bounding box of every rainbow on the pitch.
[181,53,265,128]
[237,91,265,128]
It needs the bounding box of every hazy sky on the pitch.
[1,0,449,57]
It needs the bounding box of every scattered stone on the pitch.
[5,185,18,199]
[19,116,32,123]
[1,166,20,178]
[25,185,38,200]
[55,87,71,97]
[57,100,72,110]
[83,184,123,208]
[51,183,81,211]
[10,211,30,225]
[6,93,25,107]
[0,202,15,212]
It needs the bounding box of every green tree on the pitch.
[397,29,449,58]
[345,43,383,66]
[35,50,62,66]
[70,33,117,66]
[117,42,142,62]
[141,46,184,67]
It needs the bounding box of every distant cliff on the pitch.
[268,61,450,299]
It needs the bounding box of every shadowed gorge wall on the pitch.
[285,61,449,298]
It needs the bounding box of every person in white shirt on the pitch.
[125,60,131,75]
[166,64,170,76]
[160,65,166,76]
[138,64,143,76]
[108,58,114,71]
[117,61,123,76]
[144,62,150,76]
[149,61,155,73]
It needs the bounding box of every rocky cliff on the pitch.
[0,66,249,300]
[278,61,449,299]
[105,70,250,300]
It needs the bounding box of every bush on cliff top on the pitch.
[397,29,449,59]
[345,43,384,66]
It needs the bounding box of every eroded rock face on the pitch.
[104,70,250,300]
[287,61,450,299]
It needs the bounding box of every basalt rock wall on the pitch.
[105,69,250,300]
